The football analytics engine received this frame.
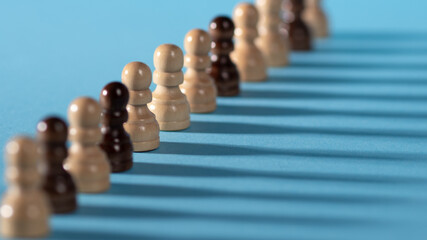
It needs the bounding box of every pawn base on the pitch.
[159,119,190,131]
[133,138,160,152]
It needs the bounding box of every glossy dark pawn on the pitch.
[208,16,240,97]
[285,0,312,51]
[100,82,133,172]
[37,117,77,214]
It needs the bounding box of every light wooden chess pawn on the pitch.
[181,29,217,113]
[122,61,160,151]
[148,44,191,131]
[255,0,290,67]
[64,97,110,193]
[1,137,50,238]
[231,2,267,82]
[303,0,329,38]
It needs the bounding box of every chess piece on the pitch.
[181,29,217,113]
[122,62,160,151]
[231,3,267,82]
[1,137,50,238]
[100,82,133,172]
[37,117,77,213]
[255,0,290,67]
[303,0,329,38]
[207,16,240,96]
[148,44,191,131]
[284,0,312,51]
[64,97,110,193]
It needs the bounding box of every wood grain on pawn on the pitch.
[181,29,217,113]
[231,2,267,82]
[122,61,160,151]
[284,0,312,51]
[255,0,290,67]
[148,44,191,131]
[100,82,133,172]
[1,137,50,238]
[37,117,77,213]
[303,0,329,38]
[64,97,110,193]
[207,16,240,96]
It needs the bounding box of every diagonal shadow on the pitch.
[106,183,406,205]
[128,162,427,185]
[239,89,427,102]
[147,141,424,162]
[331,32,427,41]
[267,76,427,86]
[76,205,378,227]
[314,47,427,55]
[289,61,427,71]
[213,105,427,119]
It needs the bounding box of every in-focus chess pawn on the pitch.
[255,0,290,67]
[64,97,110,193]
[1,137,50,238]
[181,29,217,113]
[148,44,191,131]
[208,16,240,96]
[303,0,329,38]
[37,117,77,213]
[100,82,133,172]
[284,0,312,51]
[122,62,160,151]
[231,2,267,82]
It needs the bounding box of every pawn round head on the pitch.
[68,97,101,128]
[233,3,259,28]
[5,136,38,165]
[37,116,68,142]
[209,16,235,39]
[153,44,183,72]
[100,82,129,110]
[121,61,152,91]
[184,29,211,55]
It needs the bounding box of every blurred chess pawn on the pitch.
[37,117,77,213]
[283,0,312,51]
[181,29,217,113]
[255,0,290,67]
[303,0,329,38]
[1,137,50,238]
[64,97,110,193]
[231,2,267,82]
[148,44,191,131]
[122,61,160,151]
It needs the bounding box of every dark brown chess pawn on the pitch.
[99,82,133,172]
[208,16,240,97]
[36,116,77,214]
[284,0,312,51]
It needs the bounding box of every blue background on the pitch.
[1,0,427,239]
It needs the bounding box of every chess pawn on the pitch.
[122,62,160,151]
[303,0,329,38]
[148,44,191,131]
[37,117,77,213]
[284,0,312,51]
[1,137,50,238]
[64,97,110,193]
[255,0,290,67]
[181,29,217,113]
[231,3,267,82]
[99,82,133,172]
[208,16,240,96]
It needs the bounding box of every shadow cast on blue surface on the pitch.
[149,141,424,161]
[314,47,427,55]
[187,121,427,139]
[75,205,378,227]
[129,162,427,185]
[213,105,427,120]
[332,32,427,41]
[106,183,406,205]
[289,61,427,71]
[267,76,427,86]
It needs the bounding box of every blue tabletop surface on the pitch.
[1,0,427,240]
